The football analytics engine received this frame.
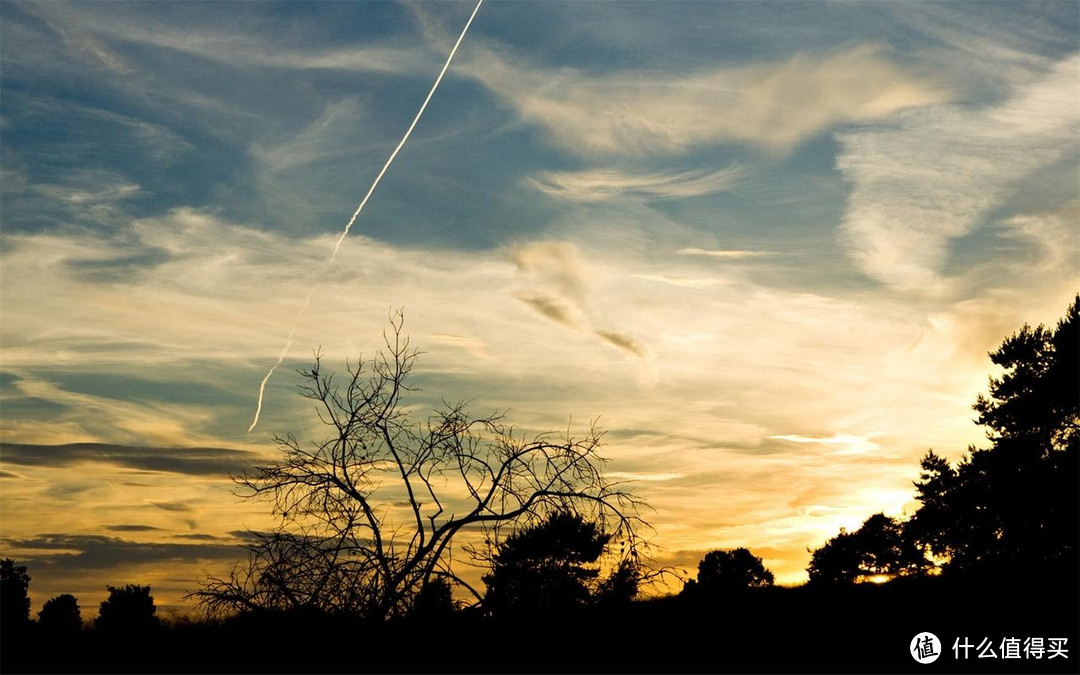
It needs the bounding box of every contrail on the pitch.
[249,0,484,432]
[248,288,316,432]
[331,0,485,263]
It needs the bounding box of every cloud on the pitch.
[632,274,724,289]
[252,98,371,175]
[0,443,261,477]
[514,290,586,330]
[512,240,588,303]
[14,95,193,163]
[512,241,654,364]
[1,534,242,572]
[997,206,1079,273]
[28,169,142,208]
[677,248,774,261]
[837,54,1080,290]
[425,333,490,361]
[528,167,742,202]
[0,370,234,447]
[606,471,684,483]
[145,500,198,513]
[1,199,1072,591]
[595,329,652,360]
[511,241,589,328]
[461,43,949,155]
[769,434,883,456]
[0,210,654,442]
[15,2,428,77]
[20,2,132,74]
[174,533,230,541]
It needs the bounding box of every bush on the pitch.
[97,584,160,631]
[39,593,83,631]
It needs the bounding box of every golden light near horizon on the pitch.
[1,0,1078,617]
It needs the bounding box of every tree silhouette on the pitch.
[594,558,641,606]
[481,511,637,615]
[193,312,648,621]
[0,559,31,629]
[408,576,458,619]
[808,513,928,584]
[907,296,1079,577]
[97,585,159,631]
[974,296,1078,452]
[692,548,774,595]
[38,594,82,632]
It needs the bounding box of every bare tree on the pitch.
[192,312,648,620]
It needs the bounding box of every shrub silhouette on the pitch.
[97,584,159,631]
[38,594,82,631]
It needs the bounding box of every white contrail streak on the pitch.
[330,0,484,263]
[248,289,315,432]
[249,0,484,432]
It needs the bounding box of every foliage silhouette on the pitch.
[0,559,31,628]
[192,312,648,621]
[481,511,637,615]
[594,557,641,606]
[687,547,774,595]
[407,575,458,619]
[807,513,928,584]
[38,593,82,632]
[907,295,1079,577]
[97,584,159,631]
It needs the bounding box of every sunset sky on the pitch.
[1,0,1078,614]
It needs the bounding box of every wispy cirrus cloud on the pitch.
[17,1,429,77]
[461,43,950,155]
[595,329,652,361]
[632,274,725,289]
[769,433,884,456]
[512,240,588,304]
[146,499,199,513]
[0,371,230,447]
[838,54,1080,290]
[528,167,743,202]
[0,442,261,477]
[16,2,132,74]
[2,203,1068,589]
[512,241,654,363]
[677,248,774,261]
[1,533,243,571]
[514,290,586,330]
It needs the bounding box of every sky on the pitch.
[1,0,1078,614]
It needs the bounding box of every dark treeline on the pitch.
[2,298,1077,674]
[1,576,1077,673]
